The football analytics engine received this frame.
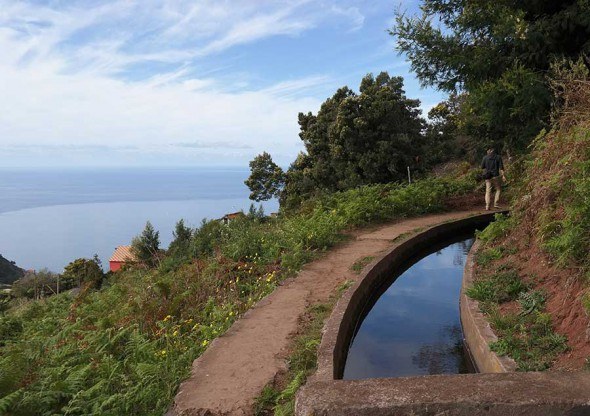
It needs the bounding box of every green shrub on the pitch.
[518,290,546,315]
[489,310,568,371]
[465,280,497,303]
[476,214,512,244]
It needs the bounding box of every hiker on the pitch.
[481,147,506,210]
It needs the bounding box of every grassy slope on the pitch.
[0,173,477,416]
[467,72,590,370]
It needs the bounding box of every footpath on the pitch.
[169,210,483,416]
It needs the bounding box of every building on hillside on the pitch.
[220,211,245,225]
[109,245,136,272]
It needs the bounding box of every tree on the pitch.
[191,219,224,258]
[281,72,424,209]
[245,152,285,201]
[131,221,160,267]
[168,219,192,258]
[247,203,265,221]
[62,257,104,289]
[392,1,590,92]
[12,269,60,298]
[423,94,467,166]
[391,0,590,153]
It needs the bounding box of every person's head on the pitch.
[487,147,495,155]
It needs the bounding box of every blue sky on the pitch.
[0,0,444,168]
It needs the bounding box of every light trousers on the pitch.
[485,177,502,208]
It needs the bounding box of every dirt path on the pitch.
[170,210,483,416]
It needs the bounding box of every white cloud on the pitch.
[0,0,372,166]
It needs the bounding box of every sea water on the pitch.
[0,168,278,272]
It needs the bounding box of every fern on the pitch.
[0,388,23,413]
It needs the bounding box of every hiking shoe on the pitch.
[494,205,502,209]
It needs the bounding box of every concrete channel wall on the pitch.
[296,212,590,416]
[460,239,517,372]
[313,212,499,381]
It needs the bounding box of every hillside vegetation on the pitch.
[468,63,590,370]
[0,173,477,415]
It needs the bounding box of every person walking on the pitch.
[481,147,506,210]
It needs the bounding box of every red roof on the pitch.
[109,246,136,263]
[221,212,244,220]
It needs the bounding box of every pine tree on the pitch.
[131,221,160,267]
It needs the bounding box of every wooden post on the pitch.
[407,166,411,184]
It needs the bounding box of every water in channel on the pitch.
[343,236,475,379]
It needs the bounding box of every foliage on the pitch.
[247,203,266,222]
[475,213,512,244]
[392,1,590,91]
[468,247,566,371]
[11,269,62,299]
[132,221,161,267]
[466,266,527,304]
[518,290,546,316]
[459,65,551,155]
[391,0,590,154]
[514,65,590,273]
[423,93,472,163]
[488,308,568,371]
[62,257,104,289]
[245,152,286,202]
[466,65,590,370]
[191,218,225,258]
[167,219,193,262]
[278,72,425,209]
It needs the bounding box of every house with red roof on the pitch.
[220,211,245,225]
[109,245,136,272]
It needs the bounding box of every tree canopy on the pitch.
[392,0,590,153]
[168,219,192,259]
[245,72,425,209]
[131,221,161,267]
[62,257,104,289]
[244,152,285,202]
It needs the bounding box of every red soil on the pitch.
[495,232,590,370]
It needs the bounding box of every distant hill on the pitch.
[0,254,24,284]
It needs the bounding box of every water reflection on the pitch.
[343,238,475,379]
[411,324,468,374]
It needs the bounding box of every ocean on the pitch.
[0,168,278,272]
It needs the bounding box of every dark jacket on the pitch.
[481,154,504,178]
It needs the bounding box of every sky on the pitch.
[0,0,445,168]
